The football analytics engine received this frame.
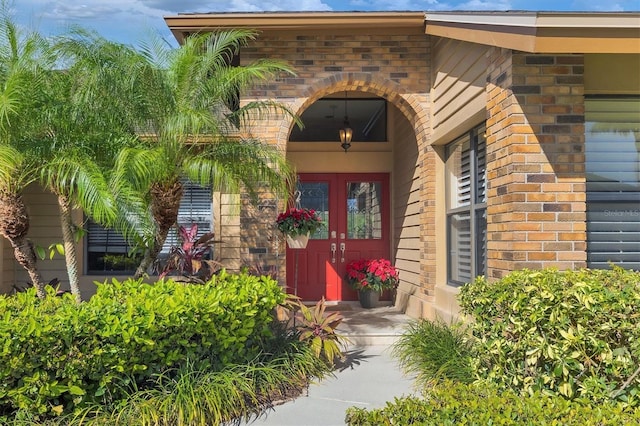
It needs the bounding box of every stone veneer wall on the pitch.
[485,48,587,279]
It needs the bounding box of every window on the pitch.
[585,97,640,270]
[289,98,387,142]
[86,181,213,274]
[445,125,487,286]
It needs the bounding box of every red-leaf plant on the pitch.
[159,224,220,282]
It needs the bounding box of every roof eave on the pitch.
[164,12,426,43]
[425,11,640,54]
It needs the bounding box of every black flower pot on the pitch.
[358,289,380,309]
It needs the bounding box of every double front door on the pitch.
[286,173,390,301]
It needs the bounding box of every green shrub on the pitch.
[391,319,474,387]
[458,266,640,405]
[68,341,329,426]
[345,381,640,425]
[0,271,285,418]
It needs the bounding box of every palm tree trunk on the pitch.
[134,226,172,279]
[134,180,183,279]
[0,192,46,298]
[57,194,82,303]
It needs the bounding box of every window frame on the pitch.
[84,181,213,275]
[445,124,487,287]
[585,95,640,270]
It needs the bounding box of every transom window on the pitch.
[289,97,387,142]
[445,124,487,286]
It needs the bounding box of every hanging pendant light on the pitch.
[339,91,353,152]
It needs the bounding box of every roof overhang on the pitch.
[164,11,640,54]
[164,12,426,43]
[425,12,640,53]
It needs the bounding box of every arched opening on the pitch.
[282,80,424,304]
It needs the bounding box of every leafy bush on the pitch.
[345,381,640,425]
[0,271,285,418]
[60,341,327,426]
[392,319,475,387]
[458,266,640,405]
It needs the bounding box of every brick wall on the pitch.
[485,48,587,279]
[243,33,429,98]
[235,32,431,288]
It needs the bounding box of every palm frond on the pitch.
[0,144,37,193]
[183,138,294,200]
[40,153,117,225]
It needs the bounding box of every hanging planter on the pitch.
[276,207,323,249]
[286,232,310,249]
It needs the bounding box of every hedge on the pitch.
[0,271,285,417]
[458,266,640,405]
[345,381,640,425]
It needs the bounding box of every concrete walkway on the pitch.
[240,304,416,426]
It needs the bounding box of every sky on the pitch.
[13,0,639,47]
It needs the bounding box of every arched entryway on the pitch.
[278,74,429,303]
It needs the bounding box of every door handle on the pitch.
[330,243,337,264]
[340,242,346,263]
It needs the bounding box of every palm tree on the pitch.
[0,7,50,298]
[31,31,142,302]
[106,30,299,278]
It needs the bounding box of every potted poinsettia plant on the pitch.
[346,258,399,308]
[276,207,323,249]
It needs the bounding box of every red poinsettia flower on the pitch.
[345,258,399,293]
[276,207,323,237]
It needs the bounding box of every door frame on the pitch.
[286,172,391,301]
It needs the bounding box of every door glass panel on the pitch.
[299,182,329,239]
[346,181,382,239]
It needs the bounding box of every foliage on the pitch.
[101,29,298,278]
[345,380,640,425]
[458,266,640,405]
[0,4,53,298]
[0,272,285,418]
[346,258,399,292]
[4,339,332,426]
[286,296,349,365]
[242,261,278,280]
[158,223,220,282]
[392,319,475,387]
[64,344,326,426]
[276,207,323,237]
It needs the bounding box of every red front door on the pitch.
[286,173,390,301]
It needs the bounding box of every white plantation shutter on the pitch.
[446,125,487,286]
[586,98,640,270]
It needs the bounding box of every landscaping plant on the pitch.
[392,319,475,387]
[345,380,640,425]
[291,297,349,365]
[158,223,220,282]
[0,272,286,419]
[459,266,640,405]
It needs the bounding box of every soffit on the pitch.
[164,11,426,43]
[425,12,640,53]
